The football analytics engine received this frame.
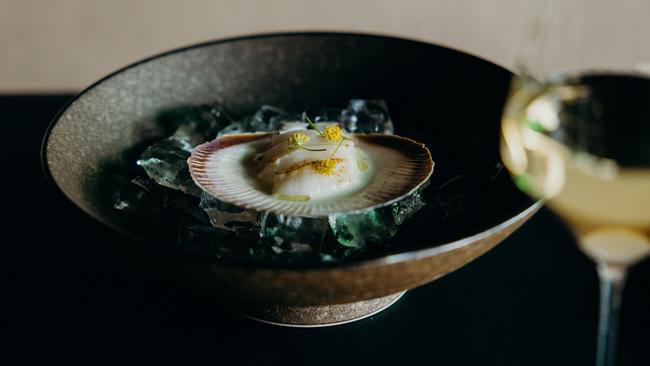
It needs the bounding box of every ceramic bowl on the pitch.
[42,32,538,327]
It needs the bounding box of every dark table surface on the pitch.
[3,95,648,365]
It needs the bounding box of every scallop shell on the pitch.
[188,132,433,218]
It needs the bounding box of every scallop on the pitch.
[188,128,433,218]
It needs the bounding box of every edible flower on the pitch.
[322,125,343,142]
[311,158,341,176]
[304,114,344,143]
[287,132,311,148]
[287,132,326,152]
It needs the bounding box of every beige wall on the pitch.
[1,0,648,92]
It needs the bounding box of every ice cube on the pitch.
[328,206,397,248]
[260,213,330,256]
[113,176,170,214]
[391,189,426,225]
[312,108,344,123]
[137,102,233,195]
[199,192,261,231]
[172,102,233,145]
[340,99,394,134]
[137,139,201,197]
[247,105,287,131]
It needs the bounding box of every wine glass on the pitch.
[500,1,650,365]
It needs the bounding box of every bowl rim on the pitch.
[41,31,540,271]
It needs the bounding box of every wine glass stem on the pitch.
[595,263,627,366]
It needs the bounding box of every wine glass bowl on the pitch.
[501,73,650,257]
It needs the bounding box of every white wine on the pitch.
[501,73,650,265]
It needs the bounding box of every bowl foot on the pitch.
[229,291,406,328]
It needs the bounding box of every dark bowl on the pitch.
[42,32,538,326]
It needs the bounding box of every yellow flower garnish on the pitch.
[322,125,343,142]
[287,132,311,149]
[311,158,341,176]
[286,131,326,152]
